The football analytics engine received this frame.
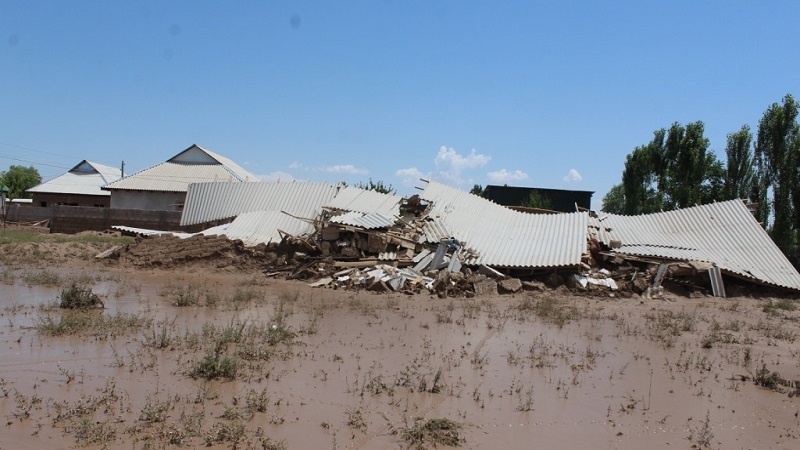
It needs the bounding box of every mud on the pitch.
[2,259,800,449]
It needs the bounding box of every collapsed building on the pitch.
[110,179,800,298]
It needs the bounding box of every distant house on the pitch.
[481,185,594,213]
[27,160,122,208]
[102,144,259,211]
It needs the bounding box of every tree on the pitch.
[621,121,724,214]
[723,125,754,200]
[0,165,42,199]
[755,94,800,256]
[601,184,625,214]
[354,178,396,195]
[469,184,483,196]
[522,191,552,210]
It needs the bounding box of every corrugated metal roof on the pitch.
[420,181,587,268]
[589,200,800,291]
[203,210,314,246]
[181,181,339,226]
[110,225,194,239]
[329,211,398,229]
[103,145,258,193]
[324,186,403,216]
[28,160,121,196]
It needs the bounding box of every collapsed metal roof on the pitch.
[589,199,800,291]
[181,181,339,226]
[322,186,403,217]
[328,211,398,229]
[419,180,588,268]
[203,210,314,246]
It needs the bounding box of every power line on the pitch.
[0,153,71,170]
[0,141,79,160]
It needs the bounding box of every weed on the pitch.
[22,269,61,286]
[205,420,245,446]
[244,387,270,417]
[346,407,367,430]
[398,417,464,448]
[190,349,239,380]
[688,411,714,448]
[168,284,204,307]
[521,295,581,327]
[143,319,175,349]
[517,386,535,412]
[72,418,116,445]
[754,363,781,390]
[36,311,149,336]
[139,395,171,423]
[59,282,104,309]
[763,298,797,315]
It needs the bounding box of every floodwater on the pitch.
[1,267,800,449]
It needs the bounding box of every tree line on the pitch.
[602,93,800,259]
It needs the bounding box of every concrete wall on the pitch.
[109,191,187,211]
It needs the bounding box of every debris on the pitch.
[498,278,523,293]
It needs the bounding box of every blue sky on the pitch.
[2,1,799,209]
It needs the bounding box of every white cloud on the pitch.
[395,167,428,187]
[260,171,296,182]
[434,146,491,184]
[487,169,529,184]
[563,169,583,182]
[317,164,368,174]
[288,161,303,169]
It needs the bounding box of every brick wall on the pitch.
[6,205,202,234]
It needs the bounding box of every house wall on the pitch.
[110,191,187,211]
[31,193,110,208]
[5,205,201,234]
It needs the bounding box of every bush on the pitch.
[60,283,104,309]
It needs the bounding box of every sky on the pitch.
[2,1,799,209]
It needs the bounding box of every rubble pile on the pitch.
[104,188,799,299]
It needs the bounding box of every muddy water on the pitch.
[1,267,800,449]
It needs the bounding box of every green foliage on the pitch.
[521,191,552,210]
[723,125,755,200]
[355,178,396,194]
[0,165,42,199]
[469,184,483,196]
[755,94,800,258]
[601,183,625,214]
[622,122,724,214]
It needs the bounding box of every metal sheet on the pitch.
[323,186,403,217]
[329,211,398,229]
[181,181,339,226]
[592,200,800,291]
[204,210,314,247]
[420,181,587,268]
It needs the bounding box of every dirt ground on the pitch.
[2,234,800,449]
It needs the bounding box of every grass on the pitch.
[21,269,62,286]
[36,311,150,336]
